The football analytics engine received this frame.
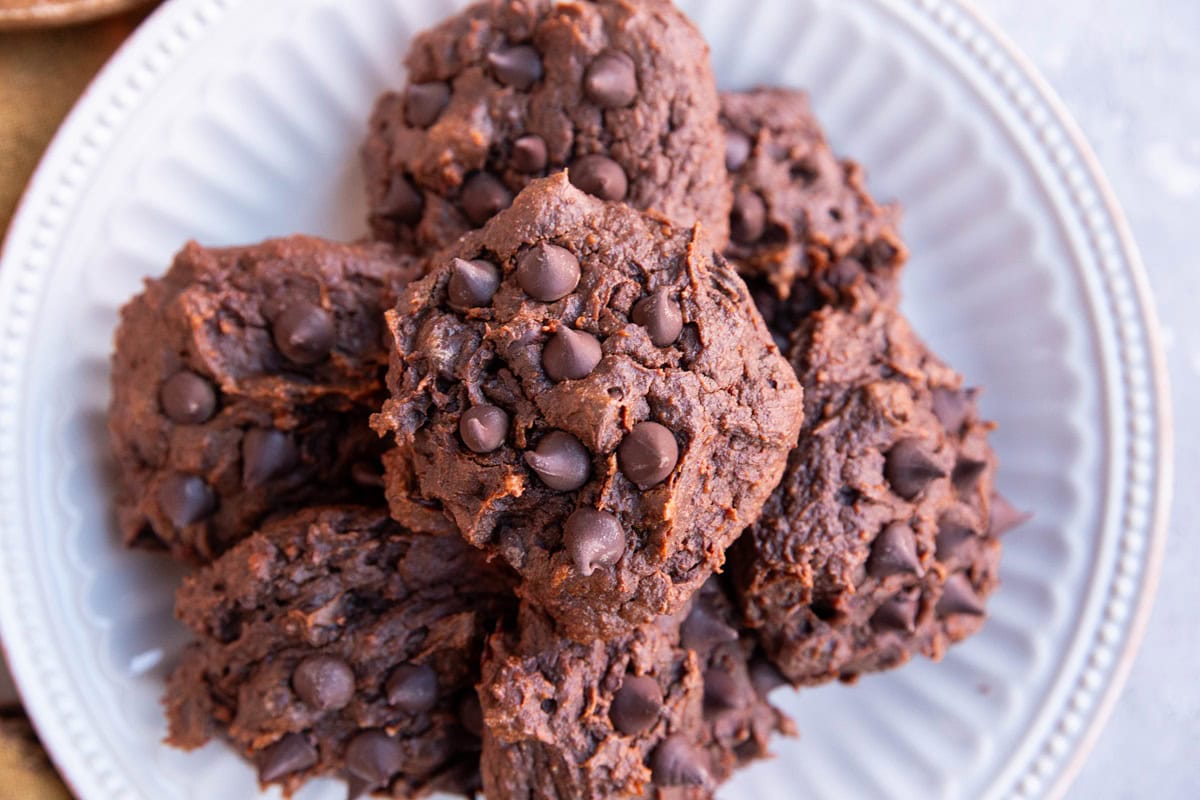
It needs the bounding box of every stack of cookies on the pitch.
[107,1,1027,797]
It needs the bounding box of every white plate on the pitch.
[0,0,1172,798]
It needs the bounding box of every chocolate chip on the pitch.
[632,287,683,347]
[937,573,985,617]
[160,370,217,424]
[563,507,624,576]
[749,659,787,695]
[725,130,752,172]
[487,44,543,89]
[461,172,513,226]
[609,675,662,735]
[458,692,484,737]
[988,493,1030,537]
[731,189,767,244]
[273,302,335,365]
[867,522,922,578]
[242,428,297,488]
[884,439,946,499]
[618,422,678,489]
[459,405,509,453]
[569,154,628,201]
[543,326,602,382]
[386,663,438,715]
[512,134,548,173]
[871,589,920,633]
[379,175,423,223]
[651,735,710,788]
[257,733,317,783]
[932,387,974,433]
[679,603,737,652]
[447,257,500,310]
[157,474,215,528]
[524,431,590,491]
[584,50,637,108]
[517,242,580,301]
[703,668,745,711]
[952,457,988,493]
[405,81,450,128]
[292,655,354,711]
[935,514,977,561]
[345,731,405,788]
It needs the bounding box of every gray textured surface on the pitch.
[969,1,1197,797]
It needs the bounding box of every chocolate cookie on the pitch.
[720,89,906,339]
[363,0,730,251]
[480,578,793,799]
[108,236,421,562]
[732,299,1023,685]
[372,174,803,641]
[165,505,516,798]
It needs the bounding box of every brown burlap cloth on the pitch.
[0,6,152,798]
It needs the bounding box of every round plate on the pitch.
[0,0,152,29]
[0,0,1171,798]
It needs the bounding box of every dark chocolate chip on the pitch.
[730,190,767,244]
[512,134,548,173]
[386,663,438,715]
[345,731,405,788]
[935,514,977,561]
[459,405,509,453]
[517,242,580,301]
[405,81,450,128]
[937,573,986,617]
[292,655,355,711]
[458,692,484,737]
[632,287,683,347]
[157,474,215,528]
[487,44,543,89]
[618,421,678,489]
[563,507,624,576]
[524,431,590,491]
[569,154,628,201]
[885,439,946,499]
[160,370,217,424]
[609,675,662,735]
[242,428,297,488]
[703,668,745,711]
[952,457,988,494]
[257,733,318,783]
[447,257,500,310]
[871,589,920,633]
[867,522,922,579]
[461,172,513,226]
[725,130,752,172]
[680,603,737,653]
[584,50,637,108]
[932,387,974,433]
[989,493,1030,537]
[651,735,710,788]
[543,326,602,382]
[273,302,335,365]
[379,174,423,224]
[749,659,787,695]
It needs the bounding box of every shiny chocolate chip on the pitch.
[160,370,217,424]
[459,405,509,453]
[448,257,500,310]
[292,655,355,711]
[618,422,678,489]
[386,663,439,715]
[345,731,405,788]
[609,675,662,735]
[512,134,548,173]
[461,172,513,226]
[651,735,710,788]
[257,733,318,783]
[584,50,637,108]
[702,668,745,711]
[543,326,602,382]
[405,81,450,128]
[871,589,921,633]
[517,242,580,302]
[679,603,738,653]
[936,573,986,617]
[569,154,628,201]
[884,439,946,500]
[867,522,922,579]
[242,428,297,488]
[157,474,215,528]
[273,302,335,365]
[952,457,988,493]
[524,431,590,491]
[563,507,624,576]
[988,493,1030,537]
[487,44,543,89]
[934,514,977,561]
[632,287,683,347]
[730,190,767,244]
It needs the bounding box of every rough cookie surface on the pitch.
[480,579,793,799]
[108,236,421,562]
[166,505,516,798]
[373,174,803,641]
[731,300,1016,685]
[363,0,730,251]
[720,89,906,339]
